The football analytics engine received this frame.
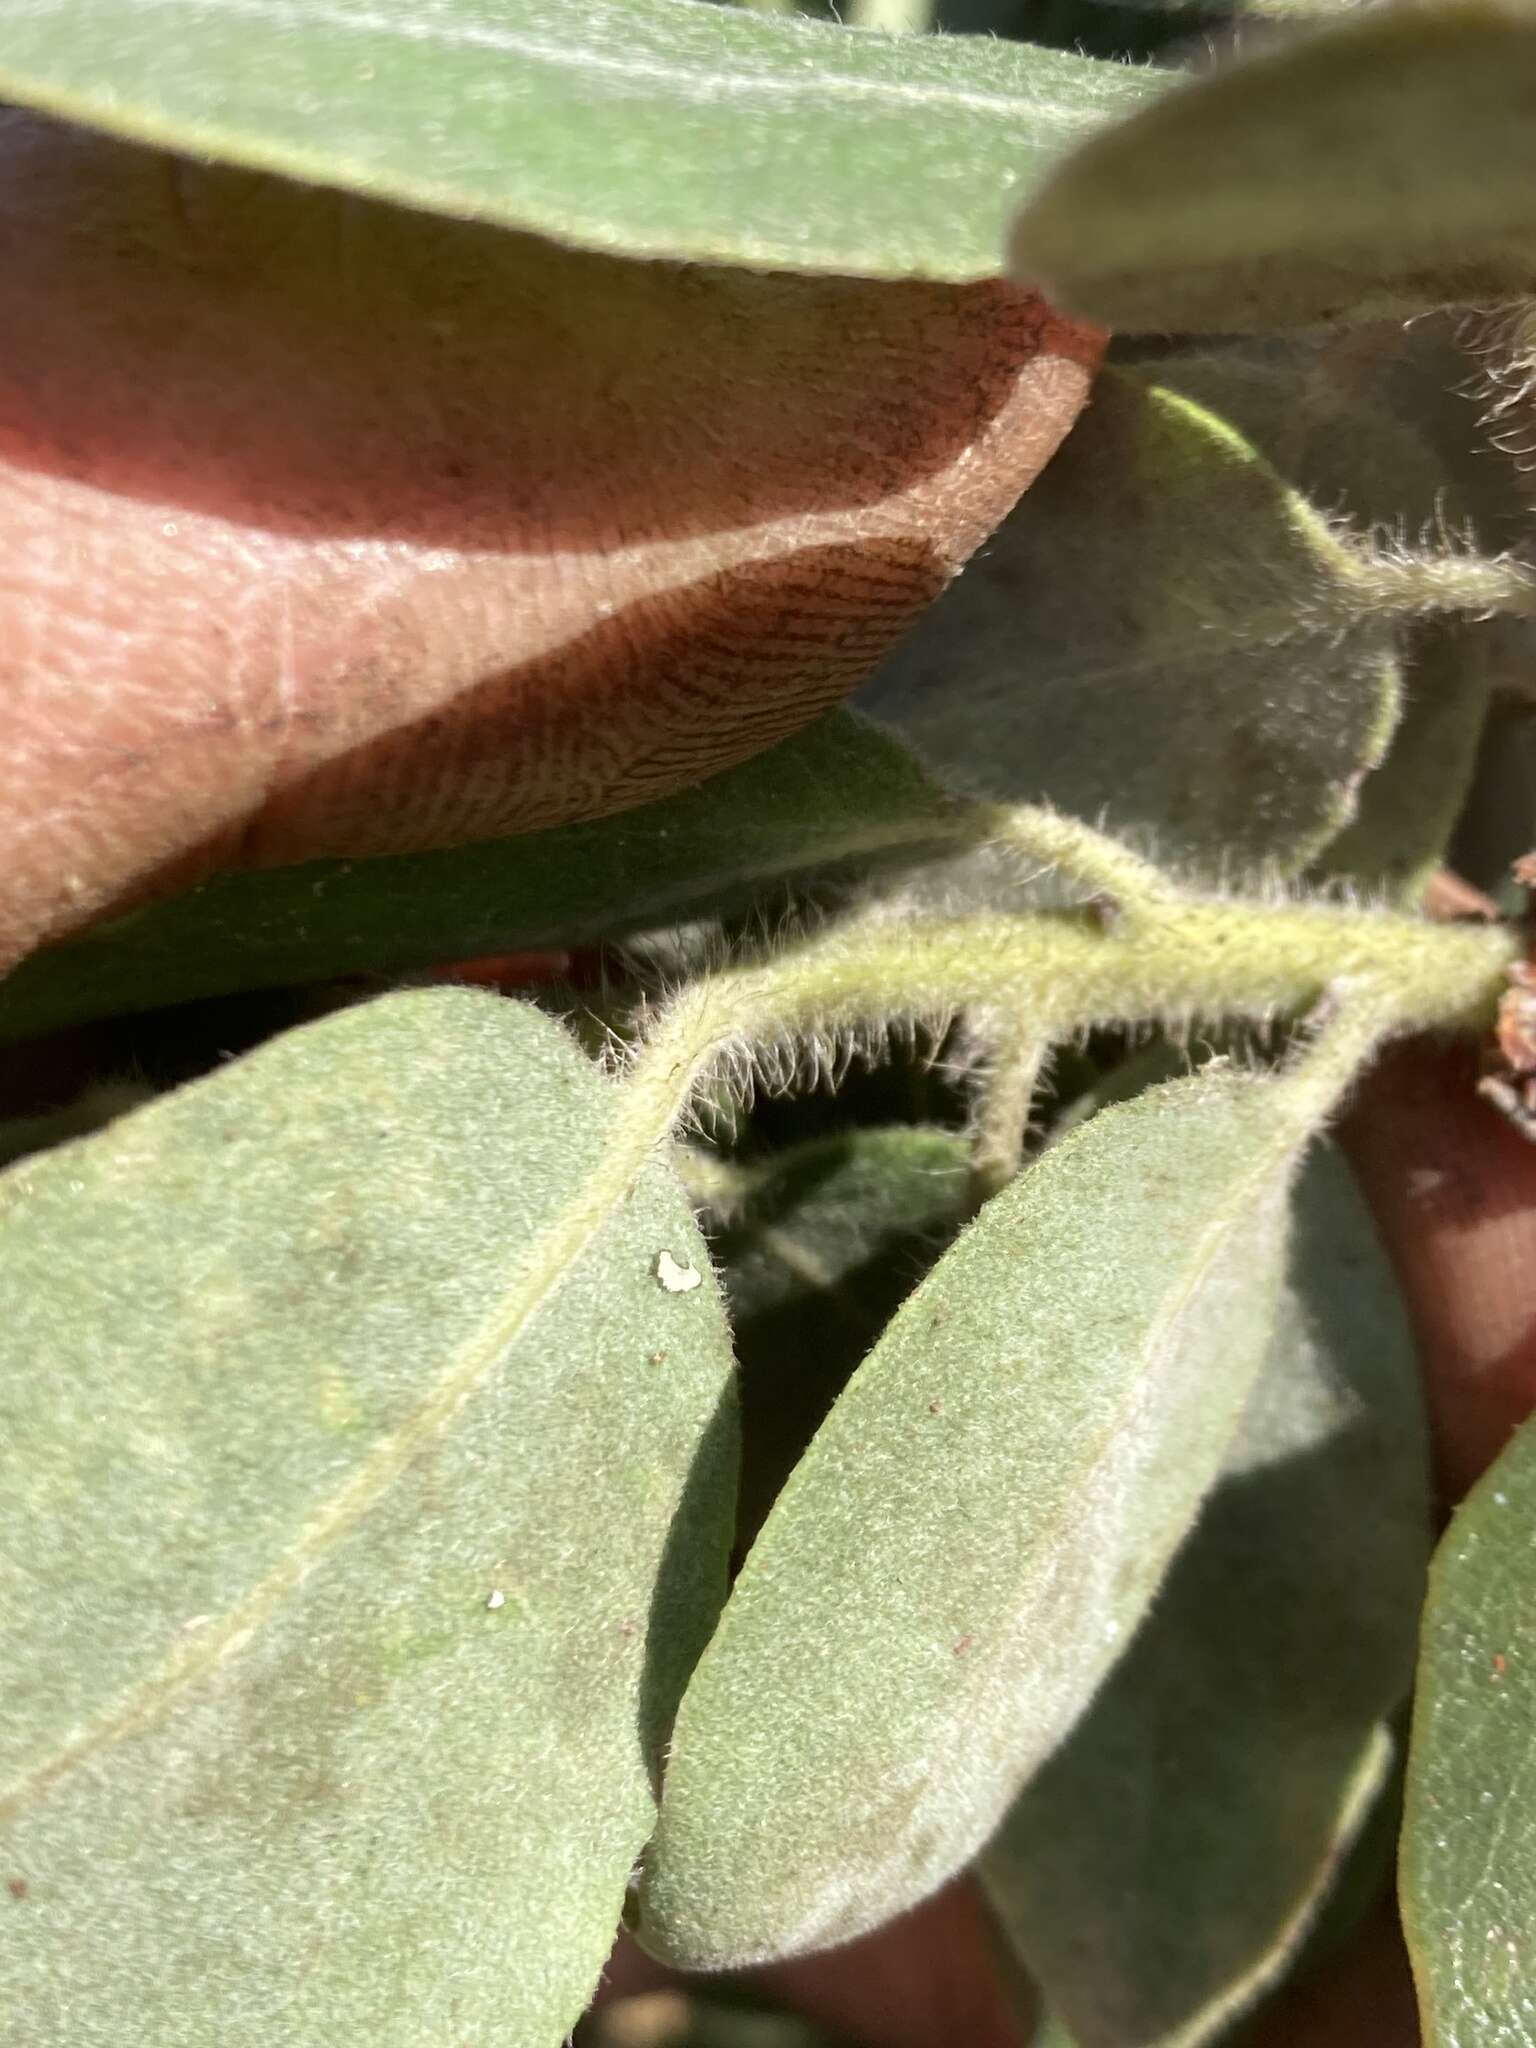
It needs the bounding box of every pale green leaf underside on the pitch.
[860,367,1399,880]
[983,1144,1430,2048]
[1402,1412,1536,2047]
[638,1060,1331,1970]
[1009,1,1536,331]
[0,712,957,1044]
[0,0,1159,278]
[0,990,737,2045]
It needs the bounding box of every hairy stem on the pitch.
[1346,548,1536,624]
[974,802,1179,917]
[967,1026,1049,1209]
[619,892,1517,1159]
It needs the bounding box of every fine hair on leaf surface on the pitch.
[981,1140,1431,2048]
[635,1002,1392,1969]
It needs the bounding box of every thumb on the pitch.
[0,111,1098,972]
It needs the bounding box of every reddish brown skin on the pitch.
[1341,1039,1536,1506]
[0,110,1101,971]
[592,1877,1033,2047]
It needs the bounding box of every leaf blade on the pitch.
[0,990,738,2044]
[1402,1410,1536,2047]
[698,1125,972,1549]
[982,1143,1431,2048]
[638,1055,1351,1969]
[860,367,1400,879]
[1318,622,1494,905]
[0,0,1160,278]
[0,125,1097,975]
[1009,3,1536,331]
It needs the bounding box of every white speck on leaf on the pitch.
[486,1589,506,1611]
[654,1249,702,1294]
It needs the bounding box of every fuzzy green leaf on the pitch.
[1142,344,1499,899]
[0,990,738,2045]
[982,1143,1430,2048]
[859,367,1399,879]
[0,0,1157,279]
[1402,1411,1536,2046]
[695,1127,971,1548]
[1318,623,1494,904]
[0,713,955,1043]
[1009,2,1536,332]
[637,1054,1350,1969]
[1150,327,1527,549]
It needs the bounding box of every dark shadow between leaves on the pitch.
[639,1376,743,1801]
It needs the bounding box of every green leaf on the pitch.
[694,1126,971,1546]
[859,367,1400,879]
[1134,343,1499,900]
[637,1051,1351,1970]
[1009,3,1536,331]
[981,1143,1430,2048]
[700,1127,971,1327]
[0,713,956,1043]
[0,990,738,2045]
[0,0,1159,279]
[1318,623,1493,905]
[1402,1410,1536,2046]
[1147,336,1495,560]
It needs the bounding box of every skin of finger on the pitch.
[592,1878,1034,2047]
[1339,1039,1536,1504]
[0,110,1101,972]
